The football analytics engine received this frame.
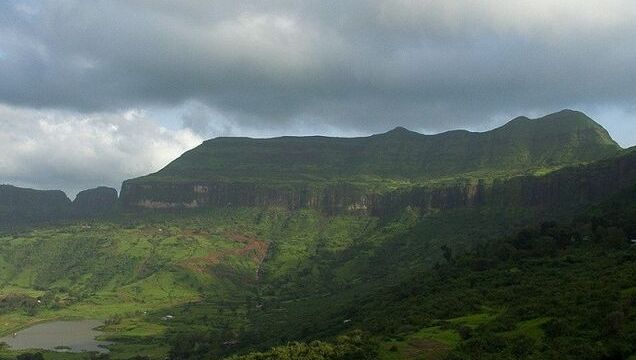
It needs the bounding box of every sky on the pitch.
[1,1,636,196]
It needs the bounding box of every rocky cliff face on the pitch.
[5,150,634,224]
[374,149,636,215]
[120,150,636,216]
[120,181,370,215]
[0,185,72,224]
[6,110,626,221]
[73,186,118,215]
[120,110,628,215]
[0,185,119,226]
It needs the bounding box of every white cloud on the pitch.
[376,0,636,39]
[0,0,635,192]
[0,104,202,196]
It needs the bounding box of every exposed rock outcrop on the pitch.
[120,110,629,215]
[120,181,369,215]
[73,186,118,215]
[0,185,119,226]
[120,149,636,216]
[0,185,72,224]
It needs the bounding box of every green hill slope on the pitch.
[0,110,632,360]
[0,185,72,225]
[119,110,622,212]
[130,110,620,185]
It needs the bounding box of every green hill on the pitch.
[0,185,72,226]
[131,110,620,185]
[0,110,634,360]
[0,185,118,229]
[119,110,622,213]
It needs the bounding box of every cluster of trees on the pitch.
[353,190,636,359]
[0,294,38,316]
[225,331,377,360]
[161,186,636,359]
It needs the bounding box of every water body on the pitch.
[0,320,112,353]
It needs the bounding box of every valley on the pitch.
[0,111,635,359]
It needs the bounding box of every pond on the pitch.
[0,320,112,353]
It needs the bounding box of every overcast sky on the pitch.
[1,1,636,196]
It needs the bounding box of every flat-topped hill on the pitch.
[129,110,620,186]
[119,110,626,212]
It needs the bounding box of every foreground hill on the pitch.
[121,110,622,211]
[2,175,633,359]
[229,184,636,360]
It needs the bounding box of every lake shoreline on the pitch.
[0,319,113,353]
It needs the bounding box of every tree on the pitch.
[16,353,44,360]
[441,245,453,264]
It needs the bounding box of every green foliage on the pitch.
[1,142,635,360]
[1,192,634,360]
[130,110,621,190]
[16,353,44,360]
[360,187,636,359]
[225,331,377,360]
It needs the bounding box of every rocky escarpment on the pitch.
[120,181,370,215]
[0,185,72,224]
[7,110,627,221]
[0,185,119,226]
[120,110,627,215]
[376,149,636,214]
[120,149,636,216]
[73,186,118,215]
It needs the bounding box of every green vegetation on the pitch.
[129,110,621,189]
[232,185,636,360]
[0,204,546,359]
[0,110,633,359]
[224,331,377,360]
[0,183,633,359]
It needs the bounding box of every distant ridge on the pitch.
[0,185,117,227]
[381,126,420,137]
[115,110,628,212]
[1,110,632,221]
[129,109,621,185]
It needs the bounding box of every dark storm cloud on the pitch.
[2,0,636,134]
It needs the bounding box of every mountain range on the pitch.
[1,110,635,360]
[2,109,631,222]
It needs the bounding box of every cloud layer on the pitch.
[0,105,201,196]
[1,1,636,193]
[2,1,636,131]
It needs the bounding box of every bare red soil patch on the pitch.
[402,339,450,360]
[179,231,269,277]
